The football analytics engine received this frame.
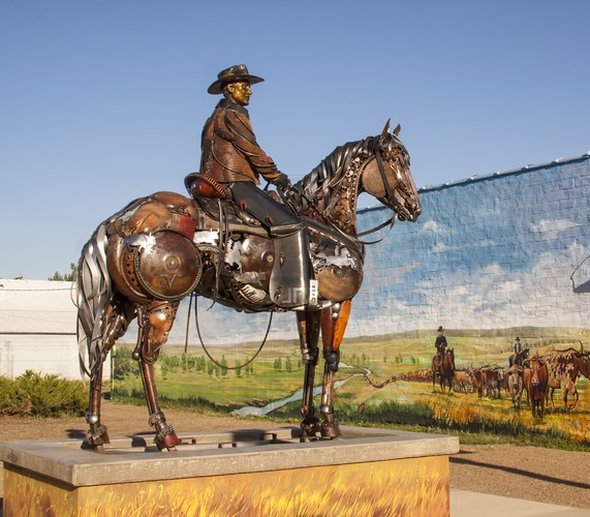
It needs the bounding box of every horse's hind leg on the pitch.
[297,310,321,439]
[84,360,110,450]
[318,300,352,439]
[84,298,134,451]
[135,301,181,450]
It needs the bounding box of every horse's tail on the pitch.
[76,221,112,380]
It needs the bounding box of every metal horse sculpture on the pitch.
[77,122,421,451]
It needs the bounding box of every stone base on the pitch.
[0,426,459,516]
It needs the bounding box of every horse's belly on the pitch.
[317,266,363,301]
[311,236,364,302]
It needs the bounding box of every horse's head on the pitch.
[447,347,456,369]
[360,121,421,222]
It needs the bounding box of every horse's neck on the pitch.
[297,139,374,234]
[444,353,454,367]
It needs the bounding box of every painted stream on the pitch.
[232,364,371,417]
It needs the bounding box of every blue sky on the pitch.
[1,1,589,280]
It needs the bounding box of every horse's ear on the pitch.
[393,123,401,136]
[580,340,584,353]
[381,119,391,138]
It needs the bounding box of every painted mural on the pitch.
[355,154,590,333]
[114,154,590,446]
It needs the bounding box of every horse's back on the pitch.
[101,191,201,304]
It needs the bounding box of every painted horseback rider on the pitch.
[514,337,522,355]
[509,336,529,367]
[434,325,448,365]
[194,64,311,309]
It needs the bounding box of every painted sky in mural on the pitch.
[352,156,590,335]
[169,156,590,344]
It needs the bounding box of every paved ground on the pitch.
[0,401,589,513]
[449,444,590,510]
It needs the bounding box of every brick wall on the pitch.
[352,154,590,335]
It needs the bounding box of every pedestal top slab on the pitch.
[0,426,459,487]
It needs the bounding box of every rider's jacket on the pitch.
[200,99,282,185]
[435,335,447,352]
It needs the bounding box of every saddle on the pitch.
[184,171,365,308]
[184,172,311,309]
[184,172,267,233]
[184,171,228,200]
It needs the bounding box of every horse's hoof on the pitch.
[81,425,110,451]
[320,422,342,440]
[300,418,320,440]
[155,428,180,450]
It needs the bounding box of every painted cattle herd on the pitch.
[424,344,590,417]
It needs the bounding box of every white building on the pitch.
[0,278,109,380]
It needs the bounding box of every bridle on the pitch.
[356,137,400,241]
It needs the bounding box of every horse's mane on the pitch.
[292,136,377,211]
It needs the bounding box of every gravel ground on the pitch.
[0,401,589,510]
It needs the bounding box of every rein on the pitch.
[189,293,273,370]
[356,214,397,243]
[348,140,400,243]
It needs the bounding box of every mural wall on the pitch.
[168,153,590,343]
[353,153,590,335]
[114,153,590,446]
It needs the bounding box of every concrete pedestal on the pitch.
[0,426,459,516]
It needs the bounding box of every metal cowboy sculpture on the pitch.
[77,64,421,451]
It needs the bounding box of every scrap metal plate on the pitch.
[134,231,201,300]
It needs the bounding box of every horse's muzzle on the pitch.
[398,200,421,222]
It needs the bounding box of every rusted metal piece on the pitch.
[134,231,202,301]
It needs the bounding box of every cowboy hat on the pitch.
[207,64,264,95]
[437,326,444,332]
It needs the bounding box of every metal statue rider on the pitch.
[197,64,311,309]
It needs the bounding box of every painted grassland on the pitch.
[113,327,590,448]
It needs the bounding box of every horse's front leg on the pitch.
[297,310,321,439]
[135,301,181,451]
[318,300,352,439]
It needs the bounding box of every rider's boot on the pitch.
[268,226,313,309]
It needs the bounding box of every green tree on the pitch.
[48,262,77,281]
[220,356,228,377]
